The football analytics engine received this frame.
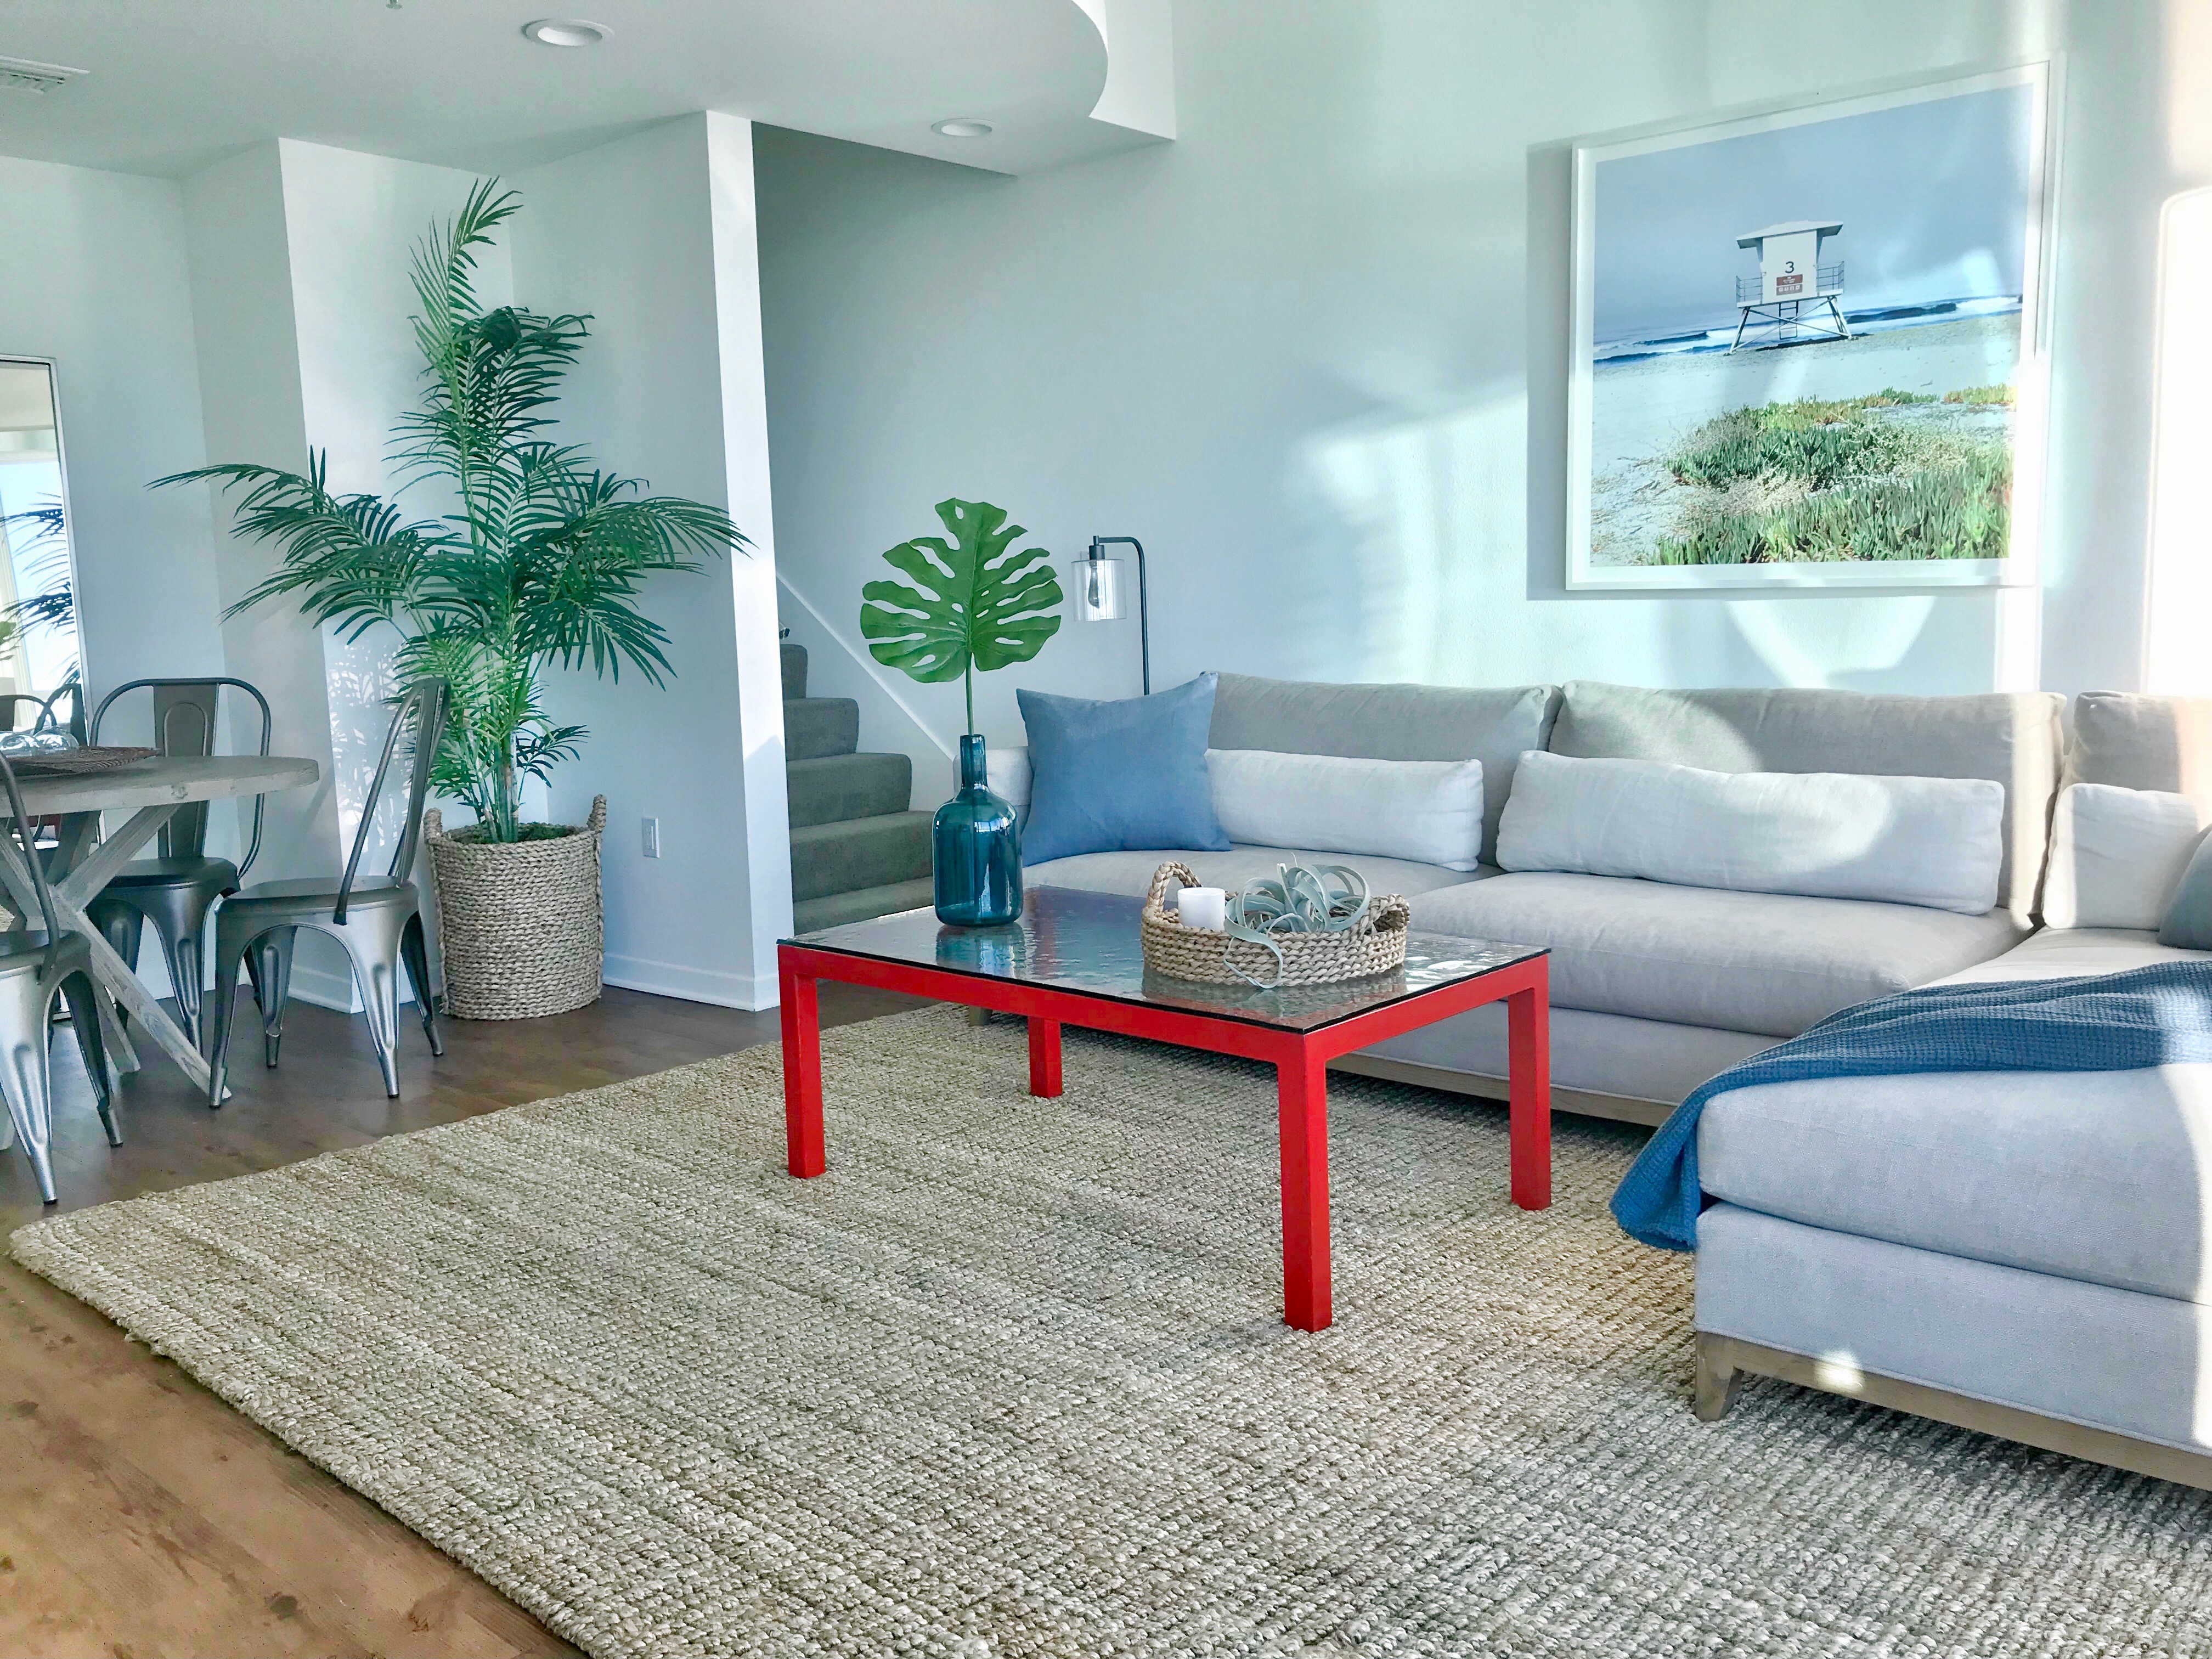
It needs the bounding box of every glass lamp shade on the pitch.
[1069,555,1127,622]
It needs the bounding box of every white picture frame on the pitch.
[1565,64,2054,591]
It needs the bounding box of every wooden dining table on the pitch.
[0,754,321,1098]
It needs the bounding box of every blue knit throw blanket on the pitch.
[1610,960,2212,1252]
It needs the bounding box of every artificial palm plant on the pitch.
[159,180,744,843]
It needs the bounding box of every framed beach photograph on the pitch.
[1565,65,2052,590]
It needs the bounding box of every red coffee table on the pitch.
[778,885,1550,1332]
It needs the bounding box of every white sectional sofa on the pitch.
[1023,673,2063,1125]
[1693,691,2212,1487]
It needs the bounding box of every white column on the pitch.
[516,115,792,1010]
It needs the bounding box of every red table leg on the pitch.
[1277,1045,1332,1331]
[780,956,825,1177]
[1028,1017,1063,1097]
[1506,974,1551,1211]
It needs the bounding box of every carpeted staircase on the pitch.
[783,641,934,932]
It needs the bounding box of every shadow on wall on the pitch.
[324,637,410,875]
[1288,379,1961,693]
[1289,383,1526,686]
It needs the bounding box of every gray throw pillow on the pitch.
[2158,830,2212,950]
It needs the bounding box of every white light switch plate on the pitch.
[642,816,660,858]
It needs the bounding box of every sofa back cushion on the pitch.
[1549,681,2062,917]
[1206,749,1486,871]
[2042,782,2212,930]
[1207,674,1559,866]
[1496,751,2006,915]
[2066,692,2212,797]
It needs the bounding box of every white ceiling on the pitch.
[0,0,1165,179]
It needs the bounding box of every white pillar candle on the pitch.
[1177,886,1227,931]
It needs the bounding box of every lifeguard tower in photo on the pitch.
[1731,219,1850,350]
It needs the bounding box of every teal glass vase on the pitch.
[933,734,1023,927]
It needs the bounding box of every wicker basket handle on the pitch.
[1370,894,1412,934]
[586,794,607,834]
[1144,860,1203,919]
[424,806,444,842]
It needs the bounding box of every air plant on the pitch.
[1222,862,1375,988]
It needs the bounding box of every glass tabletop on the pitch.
[785,885,1543,1033]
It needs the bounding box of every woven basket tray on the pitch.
[1139,861,1410,988]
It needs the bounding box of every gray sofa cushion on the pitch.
[1409,872,2026,1037]
[1025,845,1490,902]
[2066,690,2212,797]
[1928,924,2211,988]
[1208,674,1558,865]
[1696,1205,2212,1454]
[1366,1005,1774,1108]
[1700,1059,2212,1305]
[1549,681,2063,918]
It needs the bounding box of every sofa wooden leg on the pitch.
[1693,1333,1743,1422]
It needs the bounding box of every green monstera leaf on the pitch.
[860,497,1062,731]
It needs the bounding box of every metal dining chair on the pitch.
[0,694,47,733]
[86,678,273,1043]
[205,678,449,1106]
[0,748,118,1204]
[0,683,83,739]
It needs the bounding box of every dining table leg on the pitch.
[49,811,139,1079]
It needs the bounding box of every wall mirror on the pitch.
[0,357,82,729]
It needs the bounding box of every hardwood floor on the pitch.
[1,981,923,1659]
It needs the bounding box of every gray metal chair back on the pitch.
[41,680,86,745]
[335,678,448,924]
[0,695,46,734]
[92,678,274,871]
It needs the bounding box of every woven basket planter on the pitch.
[424,796,607,1020]
[1140,861,1410,988]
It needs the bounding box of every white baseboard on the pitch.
[603,952,780,1012]
[239,957,420,1016]
[122,915,429,1019]
[284,959,364,1014]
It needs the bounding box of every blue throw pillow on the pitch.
[1017,674,1231,864]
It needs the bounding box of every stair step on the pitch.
[788,751,913,828]
[784,696,858,760]
[793,877,936,934]
[789,810,933,901]
[780,640,807,701]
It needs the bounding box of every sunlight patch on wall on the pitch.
[1291,388,1527,686]
[2146,187,2212,695]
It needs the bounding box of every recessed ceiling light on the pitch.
[0,55,87,95]
[932,118,994,139]
[522,18,610,47]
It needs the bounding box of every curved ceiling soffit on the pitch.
[0,0,1172,181]
[831,0,1174,176]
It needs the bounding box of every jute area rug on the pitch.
[14,1008,2212,1657]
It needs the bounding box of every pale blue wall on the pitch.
[755,0,2208,770]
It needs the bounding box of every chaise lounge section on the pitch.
[1692,691,2212,1488]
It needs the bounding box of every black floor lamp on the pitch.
[1071,534,1150,695]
